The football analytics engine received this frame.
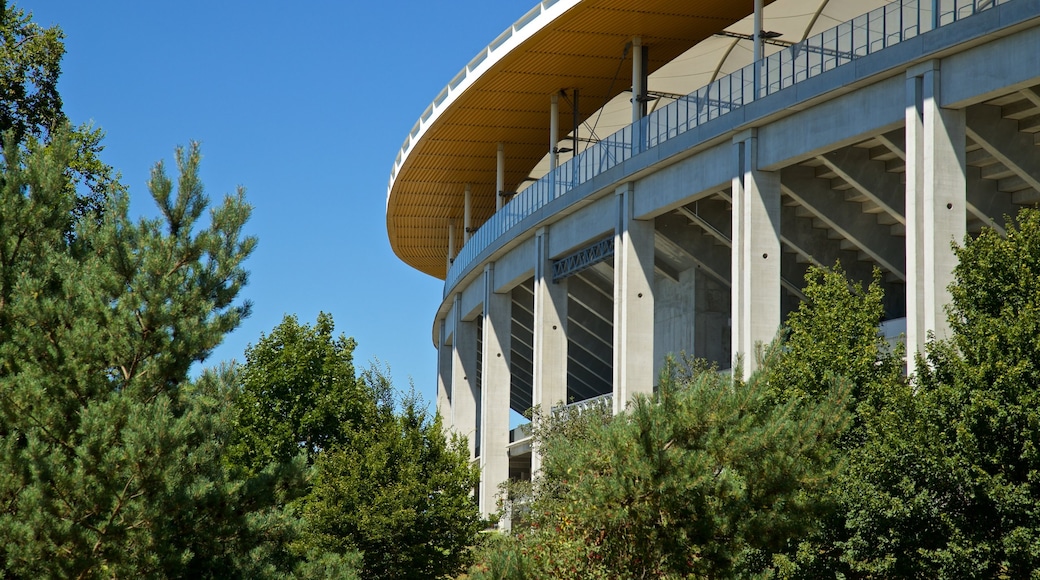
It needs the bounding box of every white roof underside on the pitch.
[526,0,895,180]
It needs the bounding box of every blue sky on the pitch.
[22,1,534,407]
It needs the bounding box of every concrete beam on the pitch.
[873,128,1015,234]
[818,146,905,224]
[966,104,1040,193]
[780,165,906,280]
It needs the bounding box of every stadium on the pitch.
[385,0,1040,516]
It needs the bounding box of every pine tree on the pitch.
[0,133,295,578]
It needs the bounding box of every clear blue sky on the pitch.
[22,1,534,406]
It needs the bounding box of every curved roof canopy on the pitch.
[386,0,889,279]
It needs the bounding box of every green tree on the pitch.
[227,312,370,475]
[0,2,120,219]
[228,314,482,579]
[301,366,482,580]
[836,208,1040,577]
[0,134,298,578]
[474,356,851,579]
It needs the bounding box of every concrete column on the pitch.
[497,143,505,212]
[451,293,479,457]
[479,264,511,517]
[731,129,781,378]
[654,268,696,380]
[613,182,655,413]
[905,61,966,368]
[463,184,473,244]
[550,94,560,174]
[532,227,568,473]
[436,320,452,424]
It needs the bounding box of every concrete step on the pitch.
[1018,113,1040,132]
[876,211,898,225]
[966,148,999,167]
[1012,189,1040,204]
[1000,98,1037,120]
[1001,175,1032,193]
[981,162,1016,181]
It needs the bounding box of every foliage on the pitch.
[834,208,1040,577]
[0,1,120,219]
[474,354,851,579]
[0,134,304,577]
[762,265,902,408]
[301,365,483,580]
[227,312,370,475]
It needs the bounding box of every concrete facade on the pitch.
[393,0,1040,518]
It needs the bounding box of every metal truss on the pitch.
[551,237,614,282]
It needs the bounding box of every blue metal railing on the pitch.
[444,0,1014,297]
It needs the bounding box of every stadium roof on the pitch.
[386,0,891,279]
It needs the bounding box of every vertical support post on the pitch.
[613,182,655,414]
[905,60,965,369]
[754,0,764,98]
[497,143,505,212]
[479,264,511,518]
[572,89,580,159]
[731,129,781,379]
[631,37,645,125]
[463,185,473,244]
[532,227,568,473]
[550,93,560,175]
[447,222,456,273]
[631,37,647,155]
[451,293,479,458]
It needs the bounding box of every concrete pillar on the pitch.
[497,143,505,212]
[479,264,511,517]
[731,129,781,378]
[463,184,473,244]
[905,60,966,368]
[613,182,655,413]
[532,227,568,473]
[436,320,452,423]
[451,293,479,457]
[654,268,696,380]
[550,93,560,175]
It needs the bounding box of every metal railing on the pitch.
[444,0,1014,297]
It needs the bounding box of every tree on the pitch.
[228,314,482,579]
[835,208,1040,577]
[302,367,482,580]
[474,355,851,579]
[0,133,298,577]
[227,312,370,475]
[0,1,120,220]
